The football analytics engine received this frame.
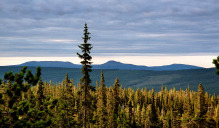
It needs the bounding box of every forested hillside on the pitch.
[0,66,219,95]
[0,66,218,127]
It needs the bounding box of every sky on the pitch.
[0,0,219,68]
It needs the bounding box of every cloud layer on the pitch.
[0,0,219,57]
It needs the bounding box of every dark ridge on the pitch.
[13,60,203,71]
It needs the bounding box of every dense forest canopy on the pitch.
[0,68,219,127]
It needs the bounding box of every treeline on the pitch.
[0,67,219,128]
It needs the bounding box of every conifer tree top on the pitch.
[77,23,93,85]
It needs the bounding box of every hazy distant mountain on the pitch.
[92,60,203,70]
[92,60,150,70]
[17,61,82,68]
[150,64,203,71]
[16,60,203,71]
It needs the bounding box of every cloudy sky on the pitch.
[0,0,219,67]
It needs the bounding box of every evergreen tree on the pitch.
[181,85,194,127]
[136,104,142,127]
[134,88,142,108]
[37,79,45,110]
[127,100,134,127]
[58,74,77,127]
[117,105,129,128]
[147,89,159,128]
[196,84,206,127]
[96,70,107,128]
[213,56,219,75]
[165,110,172,128]
[77,23,94,128]
[112,78,120,128]
[107,88,114,128]
[0,67,42,127]
[214,105,219,128]
[197,84,206,117]
[30,79,57,128]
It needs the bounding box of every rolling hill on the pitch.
[15,60,203,71]
[0,66,218,95]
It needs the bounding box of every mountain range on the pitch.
[3,61,218,95]
[15,60,203,71]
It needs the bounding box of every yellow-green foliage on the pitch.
[1,75,218,128]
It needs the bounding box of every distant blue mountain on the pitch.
[150,64,203,71]
[15,60,203,71]
[92,60,150,70]
[17,61,82,68]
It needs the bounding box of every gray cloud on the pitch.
[0,0,219,57]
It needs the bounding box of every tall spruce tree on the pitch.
[197,84,206,117]
[107,88,114,128]
[181,85,194,127]
[112,77,120,128]
[97,70,107,128]
[196,84,206,127]
[77,23,94,128]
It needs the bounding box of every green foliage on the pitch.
[147,89,160,128]
[213,56,219,75]
[117,105,129,128]
[96,70,107,128]
[25,66,41,86]
[196,84,206,118]
[4,71,15,82]
[111,77,121,128]
[0,66,57,128]
[57,73,78,127]
[194,83,207,127]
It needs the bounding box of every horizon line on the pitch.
[8,60,207,68]
[0,56,216,68]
